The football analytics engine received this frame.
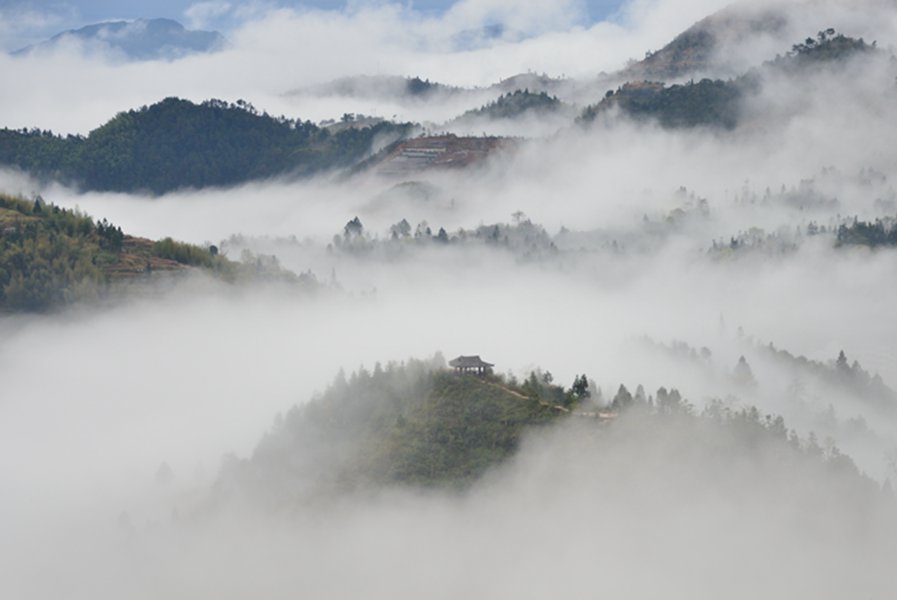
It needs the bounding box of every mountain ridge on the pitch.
[13,18,226,61]
[0,193,305,312]
[0,97,414,194]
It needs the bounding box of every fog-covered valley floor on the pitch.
[2,0,897,598]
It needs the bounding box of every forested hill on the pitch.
[0,193,302,313]
[619,4,788,81]
[456,90,563,122]
[224,357,575,499]
[217,356,882,506]
[581,31,882,129]
[0,98,413,194]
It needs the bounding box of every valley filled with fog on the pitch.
[2,1,897,598]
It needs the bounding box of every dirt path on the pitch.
[484,380,616,420]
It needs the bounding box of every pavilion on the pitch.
[449,355,494,376]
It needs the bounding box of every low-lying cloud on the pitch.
[0,0,744,133]
[3,1,897,598]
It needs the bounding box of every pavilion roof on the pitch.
[449,355,494,368]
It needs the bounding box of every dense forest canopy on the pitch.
[0,193,306,312]
[0,98,413,194]
[837,215,897,248]
[458,90,563,121]
[216,354,892,512]
[237,357,571,496]
[0,194,109,311]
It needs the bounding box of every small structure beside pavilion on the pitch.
[449,355,494,376]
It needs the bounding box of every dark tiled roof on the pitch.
[449,355,494,368]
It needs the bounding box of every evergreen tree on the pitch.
[733,356,757,387]
[612,384,634,411]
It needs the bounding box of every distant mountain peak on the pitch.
[620,3,790,81]
[12,17,226,61]
[583,32,881,131]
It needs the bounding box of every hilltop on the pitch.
[614,0,889,83]
[619,3,790,81]
[582,31,884,129]
[0,193,303,313]
[0,23,892,190]
[450,90,568,126]
[222,356,582,499]
[0,98,413,194]
[296,75,460,102]
[214,354,892,508]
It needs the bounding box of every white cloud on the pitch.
[184,0,233,29]
[0,0,894,135]
[0,4,656,117]
[0,4,74,51]
[2,3,897,598]
[443,0,587,35]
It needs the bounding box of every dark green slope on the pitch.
[837,216,897,249]
[240,359,570,499]
[582,32,881,130]
[0,194,112,312]
[584,78,747,129]
[0,193,300,313]
[457,90,563,122]
[221,356,892,517]
[381,371,561,484]
[0,98,413,194]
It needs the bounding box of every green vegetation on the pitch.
[583,32,879,130]
[837,216,897,248]
[223,354,884,507]
[582,78,746,129]
[0,97,413,194]
[760,344,897,415]
[0,193,302,313]
[320,75,455,100]
[152,236,222,269]
[241,357,578,495]
[0,194,106,311]
[459,90,562,121]
[632,23,717,80]
[405,76,445,97]
[381,371,561,484]
[624,7,788,81]
[331,214,557,262]
[773,29,877,70]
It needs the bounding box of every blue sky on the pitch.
[5,1,628,29]
[0,0,632,52]
[74,1,624,23]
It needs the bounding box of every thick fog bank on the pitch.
[4,84,897,479]
[6,413,895,600]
